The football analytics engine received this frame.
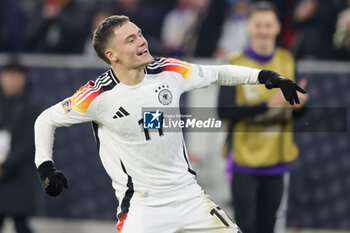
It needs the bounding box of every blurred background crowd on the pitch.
[0,0,350,233]
[1,0,350,60]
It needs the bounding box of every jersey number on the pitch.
[138,114,164,141]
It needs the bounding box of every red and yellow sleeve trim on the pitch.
[71,81,103,114]
[159,57,193,81]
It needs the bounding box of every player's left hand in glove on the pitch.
[38,161,69,197]
[258,69,307,105]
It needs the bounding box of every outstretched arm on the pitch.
[34,99,95,167]
[212,65,307,105]
[35,93,98,196]
[153,58,307,105]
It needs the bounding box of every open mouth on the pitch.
[137,49,148,56]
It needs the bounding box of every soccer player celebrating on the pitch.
[34,15,306,233]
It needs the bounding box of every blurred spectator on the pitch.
[218,2,308,233]
[110,0,147,31]
[83,6,113,56]
[333,0,350,60]
[109,0,172,55]
[214,0,250,59]
[27,0,90,54]
[263,0,299,49]
[0,0,28,52]
[161,0,211,56]
[193,0,227,57]
[292,0,343,59]
[0,62,37,233]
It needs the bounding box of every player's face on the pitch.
[248,11,281,46]
[107,22,153,69]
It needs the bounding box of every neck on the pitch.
[250,40,275,56]
[111,64,145,86]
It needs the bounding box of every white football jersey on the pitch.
[34,57,260,216]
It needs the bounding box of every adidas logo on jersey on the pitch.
[113,107,130,119]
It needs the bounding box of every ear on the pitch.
[105,49,118,63]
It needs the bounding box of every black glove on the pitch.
[258,69,307,105]
[38,161,69,197]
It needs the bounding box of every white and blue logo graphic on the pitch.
[143,110,162,129]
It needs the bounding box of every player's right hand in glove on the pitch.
[38,161,69,197]
[258,69,307,105]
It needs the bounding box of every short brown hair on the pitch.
[93,15,130,64]
[1,61,28,76]
[248,1,280,21]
